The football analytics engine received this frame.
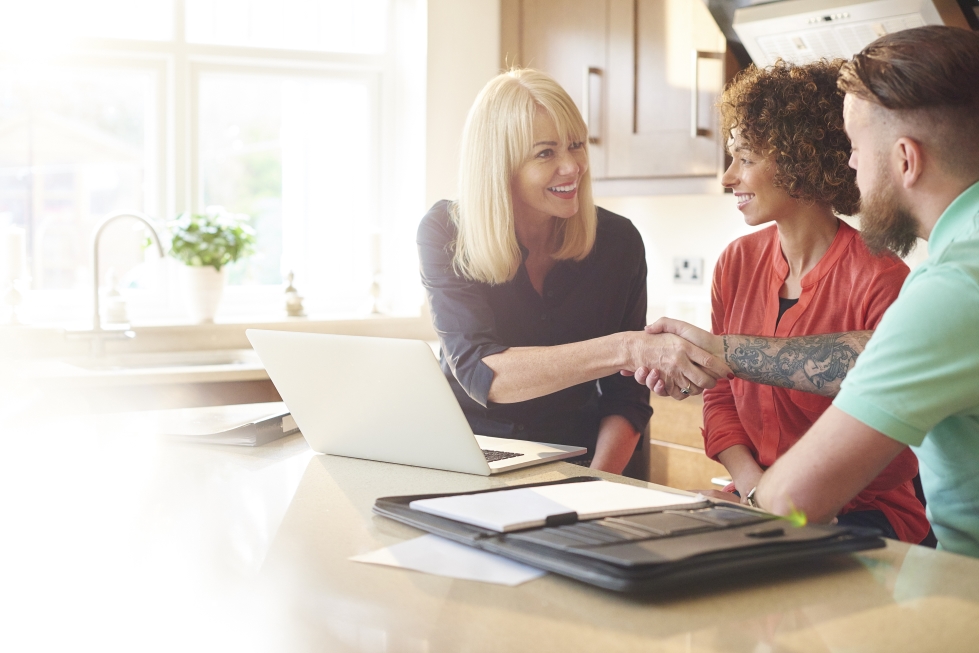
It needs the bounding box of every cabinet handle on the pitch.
[691,50,724,139]
[582,66,602,145]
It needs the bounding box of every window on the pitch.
[0,0,426,326]
[186,0,388,54]
[0,66,157,294]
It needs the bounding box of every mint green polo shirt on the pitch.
[835,180,979,558]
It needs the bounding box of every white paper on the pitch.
[350,534,546,586]
[410,480,703,532]
[154,402,291,436]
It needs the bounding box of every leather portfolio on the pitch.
[373,476,886,594]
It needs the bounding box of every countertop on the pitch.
[21,348,269,387]
[4,407,979,652]
[7,315,439,389]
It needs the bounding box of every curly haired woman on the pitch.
[701,60,929,543]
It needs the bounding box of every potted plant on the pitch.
[168,207,255,323]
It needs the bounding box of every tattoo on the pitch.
[721,331,873,397]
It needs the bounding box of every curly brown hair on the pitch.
[720,59,859,216]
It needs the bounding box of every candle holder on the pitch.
[284,270,306,317]
[370,232,384,315]
[3,225,27,326]
[3,280,22,325]
[370,274,382,315]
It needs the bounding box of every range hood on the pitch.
[732,0,974,65]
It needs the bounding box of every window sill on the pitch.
[1,312,437,361]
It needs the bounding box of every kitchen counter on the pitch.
[23,348,267,387]
[2,316,440,414]
[8,348,276,415]
[4,406,978,652]
[1,314,438,361]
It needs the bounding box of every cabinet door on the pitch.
[506,0,610,178]
[607,0,726,179]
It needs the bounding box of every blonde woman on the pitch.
[416,69,728,474]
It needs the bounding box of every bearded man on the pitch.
[637,25,979,558]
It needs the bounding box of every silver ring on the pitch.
[680,386,691,395]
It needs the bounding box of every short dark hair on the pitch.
[720,59,859,216]
[839,26,979,174]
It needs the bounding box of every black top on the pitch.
[777,296,800,326]
[417,200,652,452]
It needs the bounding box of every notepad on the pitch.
[408,480,703,532]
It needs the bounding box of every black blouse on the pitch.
[416,200,652,452]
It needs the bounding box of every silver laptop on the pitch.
[246,329,587,475]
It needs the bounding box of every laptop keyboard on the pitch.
[482,449,524,463]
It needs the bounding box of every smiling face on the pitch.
[721,133,798,227]
[510,109,588,224]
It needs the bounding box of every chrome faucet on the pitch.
[70,212,166,356]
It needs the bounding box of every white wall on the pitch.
[596,195,932,330]
[595,193,759,329]
[425,0,501,209]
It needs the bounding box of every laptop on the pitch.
[245,330,587,475]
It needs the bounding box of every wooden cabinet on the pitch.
[501,0,728,183]
[646,394,729,490]
[503,0,611,180]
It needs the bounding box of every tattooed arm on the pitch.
[639,318,872,398]
[722,331,872,397]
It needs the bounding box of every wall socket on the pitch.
[673,257,704,285]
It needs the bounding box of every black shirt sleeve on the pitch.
[417,201,509,407]
[594,226,653,435]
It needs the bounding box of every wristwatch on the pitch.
[745,486,760,509]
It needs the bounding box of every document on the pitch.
[159,402,299,446]
[350,534,546,586]
[409,479,703,532]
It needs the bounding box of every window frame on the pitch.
[1,0,425,326]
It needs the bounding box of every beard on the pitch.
[857,163,920,258]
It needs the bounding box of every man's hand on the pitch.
[626,318,725,397]
[646,317,723,356]
[621,331,730,400]
[636,319,872,399]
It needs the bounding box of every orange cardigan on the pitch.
[704,221,929,543]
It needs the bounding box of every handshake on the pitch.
[621,317,730,401]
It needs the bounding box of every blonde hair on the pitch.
[451,69,597,285]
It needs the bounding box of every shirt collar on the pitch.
[928,180,979,257]
[769,219,853,289]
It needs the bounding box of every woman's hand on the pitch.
[717,445,764,503]
[622,331,730,401]
[695,489,741,504]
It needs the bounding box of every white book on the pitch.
[409,480,703,532]
[160,402,299,447]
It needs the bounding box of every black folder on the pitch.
[373,477,886,594]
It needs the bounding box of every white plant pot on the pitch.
[181,265,228,323]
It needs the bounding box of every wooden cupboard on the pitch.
[647,393,729,490]
[501,0,730,185]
